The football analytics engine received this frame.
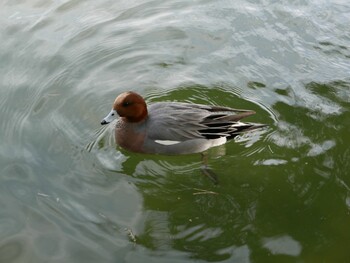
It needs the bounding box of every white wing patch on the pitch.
[154,140,181,145]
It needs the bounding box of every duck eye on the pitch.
[123,101,131,107]
[111,113,114,116]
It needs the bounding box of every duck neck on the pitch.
[125,107,148,123]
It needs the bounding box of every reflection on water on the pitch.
[262,235,302,257]
[1,0,350,262]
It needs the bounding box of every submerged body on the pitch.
[101,92,266,155]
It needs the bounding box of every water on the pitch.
[1,0,350,262]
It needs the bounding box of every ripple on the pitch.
[55,0,83,13]
[254,158,288,166]
[0,240,24,262]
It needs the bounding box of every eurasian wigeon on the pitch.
[101,91,266,155]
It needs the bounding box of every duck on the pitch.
[101,91,266,155]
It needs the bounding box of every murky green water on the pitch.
[1,0,350,262]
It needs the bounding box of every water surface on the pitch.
[1,0,350,262]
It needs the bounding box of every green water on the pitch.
[1,0,350,262]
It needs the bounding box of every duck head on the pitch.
[101,91,148,125]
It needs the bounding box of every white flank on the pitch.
[155,140,181,145]
[211,137,227,147]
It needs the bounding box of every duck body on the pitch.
[101,92,266,155]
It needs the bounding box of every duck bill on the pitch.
[101,109,117,125]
